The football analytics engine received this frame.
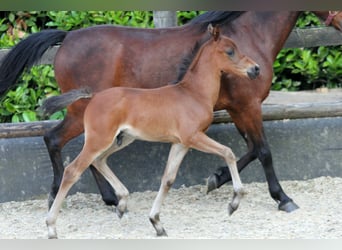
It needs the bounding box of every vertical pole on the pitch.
[153,11,177,28]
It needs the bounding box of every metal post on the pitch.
[153,11,177,28]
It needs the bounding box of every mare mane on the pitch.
[173,12,246,84]
[174,37,208,83]
[188,11,245,31]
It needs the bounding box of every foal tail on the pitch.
[0,29,67,95]
[38,88,93,118]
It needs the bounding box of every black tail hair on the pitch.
[0,29,67,95]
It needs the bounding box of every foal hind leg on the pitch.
[44,112,118,208]
[92,134,135,218]
[149,143,189,236]
[46,149,97,239]
[189,132,245,215]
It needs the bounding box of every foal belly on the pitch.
[120,124,180,144]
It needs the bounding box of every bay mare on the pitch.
[0,11,341,212]
[41,26,259,238]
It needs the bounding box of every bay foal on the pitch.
[43,26,259,238]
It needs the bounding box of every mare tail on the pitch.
[38,88,93,118]
[0,29,67,95]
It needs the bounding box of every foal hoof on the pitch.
[228,203,238,216]
[278,200,299,213]
[115,207,125,219]
[206,174,218,194]
[156,228,168,237]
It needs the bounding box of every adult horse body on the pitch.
[0,11,341,212]
[42,27,258,238]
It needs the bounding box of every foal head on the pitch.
[208,24,260,80]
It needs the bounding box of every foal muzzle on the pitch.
[247,64,260,79]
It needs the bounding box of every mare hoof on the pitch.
[206,174,218,194]
[48,235,58,239]
[278,200,299,213]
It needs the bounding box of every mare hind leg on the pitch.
[189,132,246,215]
[207,109,299,212]
[92,134,135,218]
[44,112,118,208]
[149,143,189,236]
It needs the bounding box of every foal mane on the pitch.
[189,11,245,32]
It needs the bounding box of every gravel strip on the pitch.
[0,176,341,239]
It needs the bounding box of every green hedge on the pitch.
[273,12,342,91]
[0,11,341,122]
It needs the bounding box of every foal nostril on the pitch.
[247,64,260,79]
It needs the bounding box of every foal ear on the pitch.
[208,24,220,41]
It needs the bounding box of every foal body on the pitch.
[44,29,259,238]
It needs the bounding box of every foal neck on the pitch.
[179,41,221,107]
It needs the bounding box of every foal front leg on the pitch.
[149,143,189,236]
[190,132,246,215]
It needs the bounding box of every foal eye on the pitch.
[226,48,235,57]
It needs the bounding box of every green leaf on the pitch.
[11,114,20,123]
[22,110,37,122]
[8,13,15,23]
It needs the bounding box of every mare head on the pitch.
[207,24,260,80]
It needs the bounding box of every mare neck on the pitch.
[223,11,301,61]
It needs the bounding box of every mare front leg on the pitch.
[149,143,189,237]
[189,132,245,215]
[207,107,299,212]
[44,112,118,208]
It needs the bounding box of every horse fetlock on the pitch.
[237,186,247,196]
